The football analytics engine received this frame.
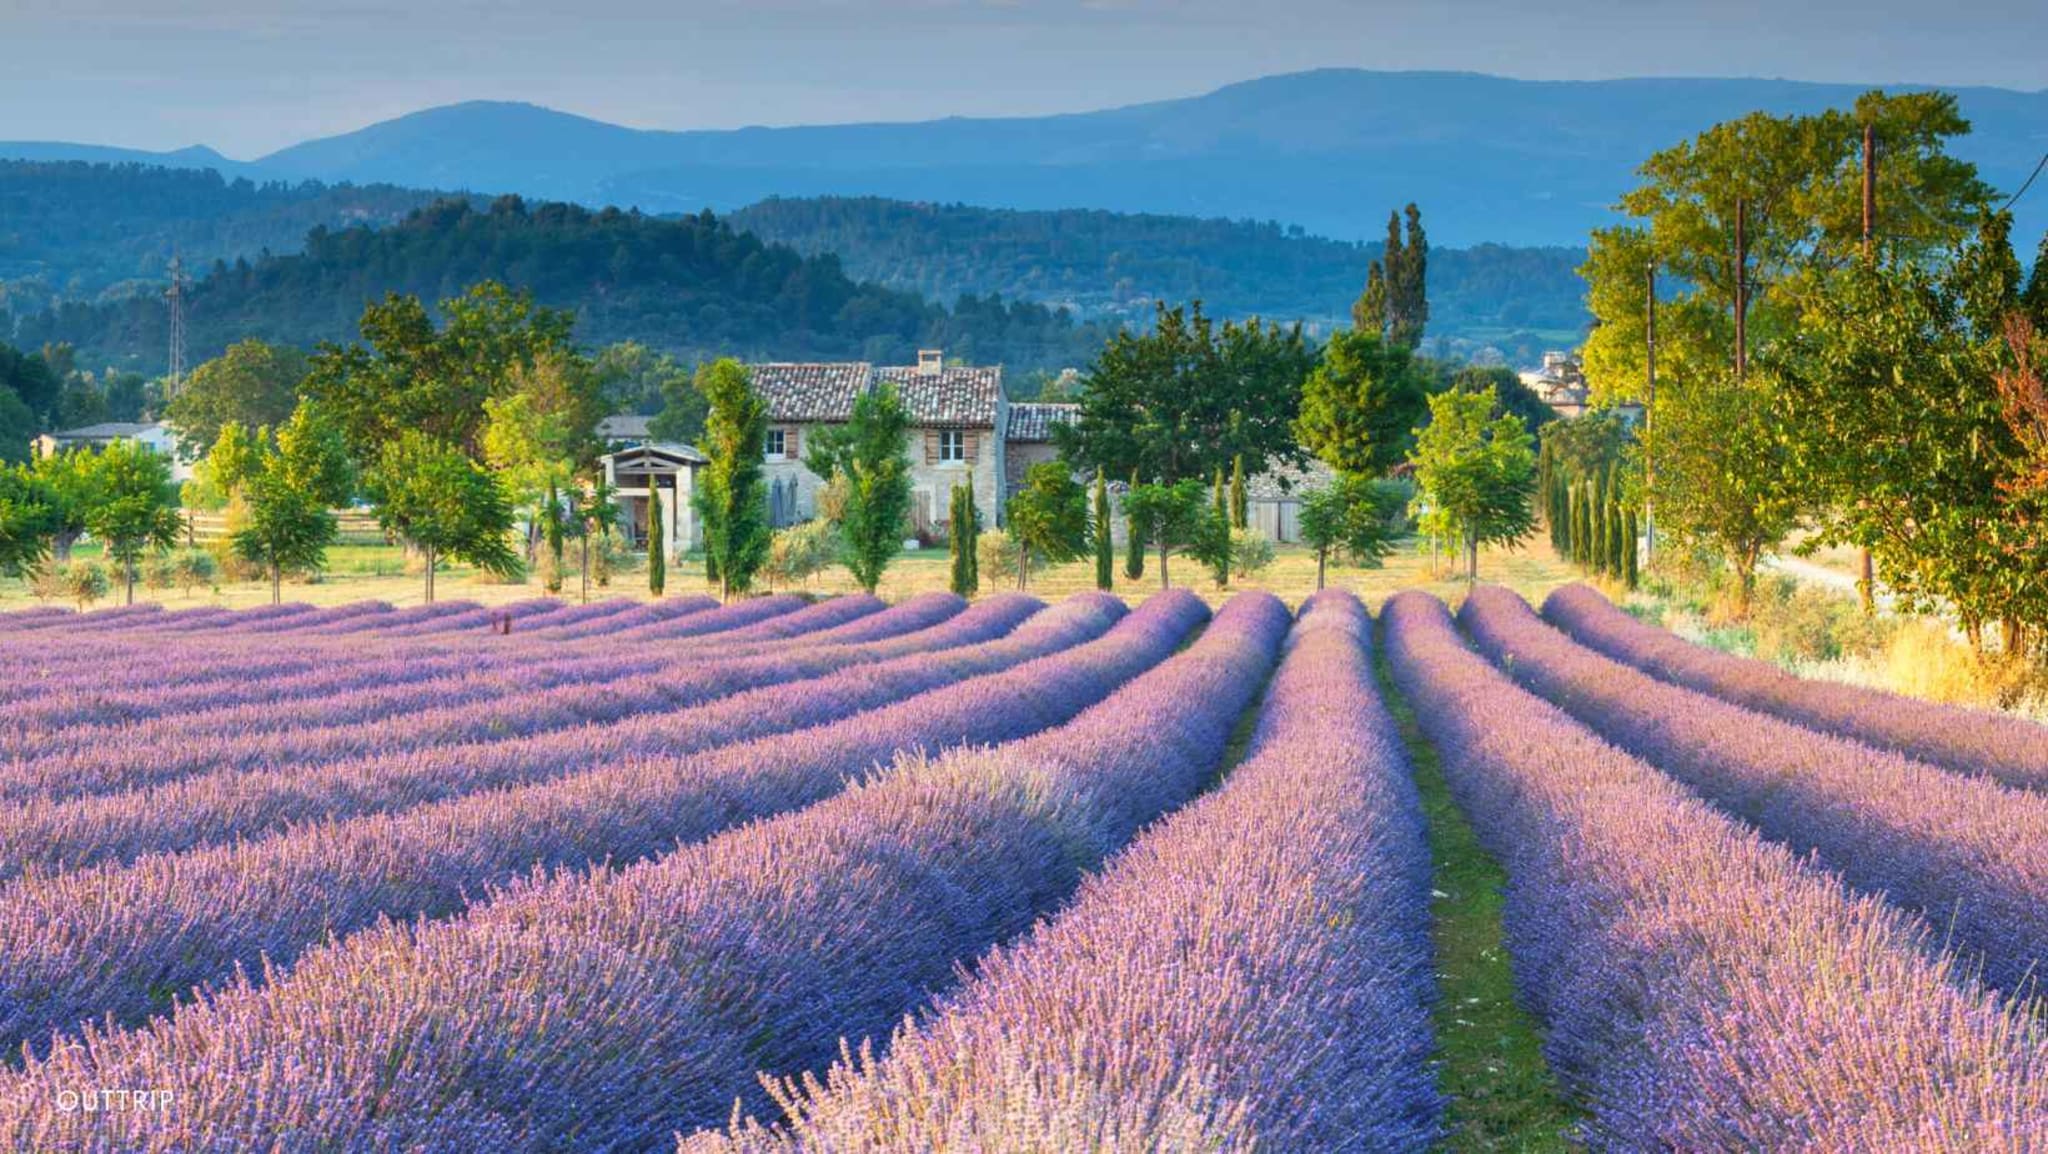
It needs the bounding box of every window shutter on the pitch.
[963,431,979,460]
[925,429,939,464]
[786,426,800,457]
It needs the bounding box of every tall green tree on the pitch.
[1774,216,2034,643]
[542,479,566,595]
[806,382,912,594]
[1053,301,1313,484]
[1409,386,1538,581]
[1092,468,1114,590]
[1122,479,1220,591]
[481,344,607,561]
[364,430,521,603]
[166,339,308,457]
[1350,206,1429,350]
[1122,467,1145,581]
[302,281,577,463]
[948,483,978,597]
[0,383,37,465]
[0,464,62,577]
[1006,462,1091,592]
[1651,368,1801,616]
[1298,475,1398,589]
[80,439,182,605]
[213,408,354,603]
[692,358,771,600]
[1296,327,1427,477]
[1228,455,1247,529]
[29,448,96,561]
[647,476,666,597]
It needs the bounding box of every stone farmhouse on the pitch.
[600,351,1079,558]
[31,421,195,483]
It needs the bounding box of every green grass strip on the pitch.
[1374,647,1580,1152]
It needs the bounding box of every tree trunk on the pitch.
[1858,550,1876,615]
[1465,531,1479,582]
[271,560,281,606]
[580,536,591,603]
[1158,538,1170,590]
[1017,548,1029,591]
[1316,548,1327,591]
[2002,617,2026,657]
[53,531,75,564]
[423,544,436,604]
[124,557,135,606]
[1732,551,1758,620]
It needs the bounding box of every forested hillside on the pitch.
[10,196,1111,376]
[0,161,447,311]
[728,197,1591,358]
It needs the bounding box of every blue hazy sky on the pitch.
[6,0,2045,157]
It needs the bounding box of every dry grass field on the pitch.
[0,537,1588,615]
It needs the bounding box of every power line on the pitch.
[2000,151,2048,212]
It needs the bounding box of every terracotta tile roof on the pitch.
[1006,402,1078,443]
[749,362,874,423]
[875,364,1002,427]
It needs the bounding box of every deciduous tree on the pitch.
[806,382,912,594]
[1409,386,1537,581]
[1005,462,1090,591]
[692,359,770,600]
[364,430,521,603]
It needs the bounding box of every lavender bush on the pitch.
[0,592,1185,1057]
[1459,585,2048,998]
[0,593,1283,1150]
[1383,590,2048,1150]
[1544,582,2048,792]
[697,589,1440,1152]
[0,595,1022,877]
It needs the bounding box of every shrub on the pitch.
[62,561,110,609]
[171,549,218,596]
[762,521,838,590]
[976,529,1034,586]
[1229,527,1275,580]
[142,555,178,593]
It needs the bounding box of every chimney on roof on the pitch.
[917,349,944,376]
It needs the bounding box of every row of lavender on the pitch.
[1543,583,2048,791]
[0,594,830,730]
[696,589,1442,1151]
[0,592,1280,1149]
[1385,591,2048,1148]
[1458,586,2048,998]
[0,594,958,804]
[0,591,1188,1060]
[0,594,1038,881]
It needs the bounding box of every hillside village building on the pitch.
[600,351,1080,557]
[31,421,194,483]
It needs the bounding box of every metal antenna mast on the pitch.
[165,253,188,397]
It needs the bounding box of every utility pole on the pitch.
[1732,197,1748,381]
[165,253,188,398]
[1857,123,1878,613]
[1644,261,1658,564]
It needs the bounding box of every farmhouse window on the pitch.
[766,429,786,459]
[938,429,967,463]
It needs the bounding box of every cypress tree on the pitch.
[949,483,976,597]
[1566,482,1582,566]
[1623,507,1641,589]
[647,478,666,598]
[1576,481,1595,571]
[1589,475,1605,573]
[1212,467,1230,588]
[1124,467,1146,581]
[1093,469,1113,591]
[1229,455,1248,529]
[542,478,565,594]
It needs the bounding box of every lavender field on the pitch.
[1,591,2044,1151]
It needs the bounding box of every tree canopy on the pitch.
[1409,386,1538,580]
[806,382,913,594]
[1054,301,1314,484]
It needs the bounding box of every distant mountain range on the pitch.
[6,70,2045,248]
